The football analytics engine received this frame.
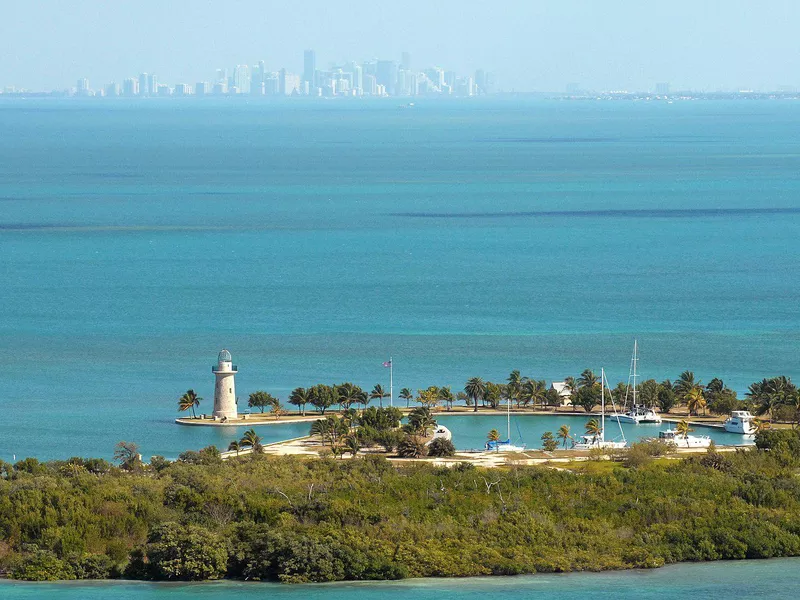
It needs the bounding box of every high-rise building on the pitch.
[76,78,89,96]
[174,83,192,96]
[376,60,397,95]
[139,73,149,96]
[401,52,411,71]
[122,78,139,96]
[216,69,227,84]
[303,50,316,87]
[104,82,120,96]
[656,82,670,95]
[148,74,158,95]
[252,60,266,95]
[353,65,363,96]
[212,82,227,95]
[233,65,251,94]
[195,82,210,95]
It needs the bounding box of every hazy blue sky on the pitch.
[2,0,799,92]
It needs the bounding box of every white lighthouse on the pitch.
[212,349,238,420]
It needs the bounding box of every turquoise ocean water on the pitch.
[1,98,799,461]
[1,558,798,599]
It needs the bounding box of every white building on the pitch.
[550,382,573,407]
[212,349,238,420]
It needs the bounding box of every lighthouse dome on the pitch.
[218,349,232,362]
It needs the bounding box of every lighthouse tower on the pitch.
[212,349,238,420]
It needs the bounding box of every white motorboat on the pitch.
[724,411,756,435]
[611,340,662,424]
[429,425,453,442]
[658,428,712,448]
[572,368,627,450]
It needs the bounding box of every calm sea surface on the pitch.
[1,98,799,461]
[1,558,798,599]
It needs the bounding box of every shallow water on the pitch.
[0,558,798,599]
[1,98,798,461]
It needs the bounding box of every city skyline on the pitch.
[3,1,800,93]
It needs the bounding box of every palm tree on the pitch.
[675,371,700,402]
[289,387,311,416]
[456,391,468,408]
[675,419,692,438]
[240,429,263,453]
[227,440,241,455]
[507,370,523,408]
[344,435,360,459]
[397,435,427,458]
[557,424,572,449]
[465,377,487,413]
[407,407,436,436]
[685,386,707,416]
[370,384,389,408]
[438,386,455,411]
[487,428,500,442]
[578,369,598,389]
[399,388,414,408]
[584,418,601,437]
[178,389,201,418]
[337,382,365,412]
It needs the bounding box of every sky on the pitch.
[2,0,800,93]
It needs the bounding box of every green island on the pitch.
[2,427,800,583]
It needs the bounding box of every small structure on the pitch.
[550,381,573,407]
[212,349,238,420]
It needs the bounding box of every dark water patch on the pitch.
[481,137,617,143]
[392,207,800,219]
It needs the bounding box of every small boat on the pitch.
[572,368,627,450]
[611,340,662,424]
[724,411,756,435]
[657,428,712,448]
[485,393,526,452]
[429,425,452,442]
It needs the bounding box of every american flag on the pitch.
[383,360,392,367]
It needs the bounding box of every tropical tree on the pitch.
[270,401,286,420]
[113,441,141,471]
[399,387,414,408]
[288,387,311,416]
[344,435,360,459]
[522,379,547,410]
[465,377,487,413]
[541,431,558,452]
[407,406,436,436]
[584,418,601,437]
[638,379,660,408]
[397,435,427,458]
[310,416,349,449]
[507,370,523,408]
[487,428,500,442]
[240,429,263,453]
[369,384,389,408]
[337,382,366,412]
[657,380,677,413]
[574,386,600,413]
[427,438,456,457]
[308,384,339,415]
[227,440,241,455]
[557,424,572,449]
[675,371,701,404]
[484,382,503,409]
[578,369,599,389]
[675,419,692,438]
[456,391,468,407]
[178,389,201,418]
[248,391,277,414]
[416,386,440,409]
[438,386,455,411]
[685,386,707,416]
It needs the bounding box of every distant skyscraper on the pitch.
[195,82,210,95]
[252,60,266,95]
[233,65,251,94]
[76,78,89,96]
[656,82,670,95]
[216,69,227,84]
[401,52,411,71]
[104,82,120,96]
[148,74,158,96]
[139,73,149,96]
[122,78,139,96]
[304,50,316,87]
[353,65,363,95]
[376,60,397,95]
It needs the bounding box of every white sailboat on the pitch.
[485,393,526,452]
[572,368,628,450]
[611,340,662,424]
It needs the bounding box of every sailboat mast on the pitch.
[601,368,605,442]
[507,393,511,441]
[632,340,638,407]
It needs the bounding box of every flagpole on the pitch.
[389,356,393,407]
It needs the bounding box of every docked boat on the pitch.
[724,411,756,435]
[485,393,526,452]
[429,425,453,442]
[572,368,627,450]
[658,428,712,448]
[611,340,662,424]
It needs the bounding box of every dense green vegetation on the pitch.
[2,430,800,583]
